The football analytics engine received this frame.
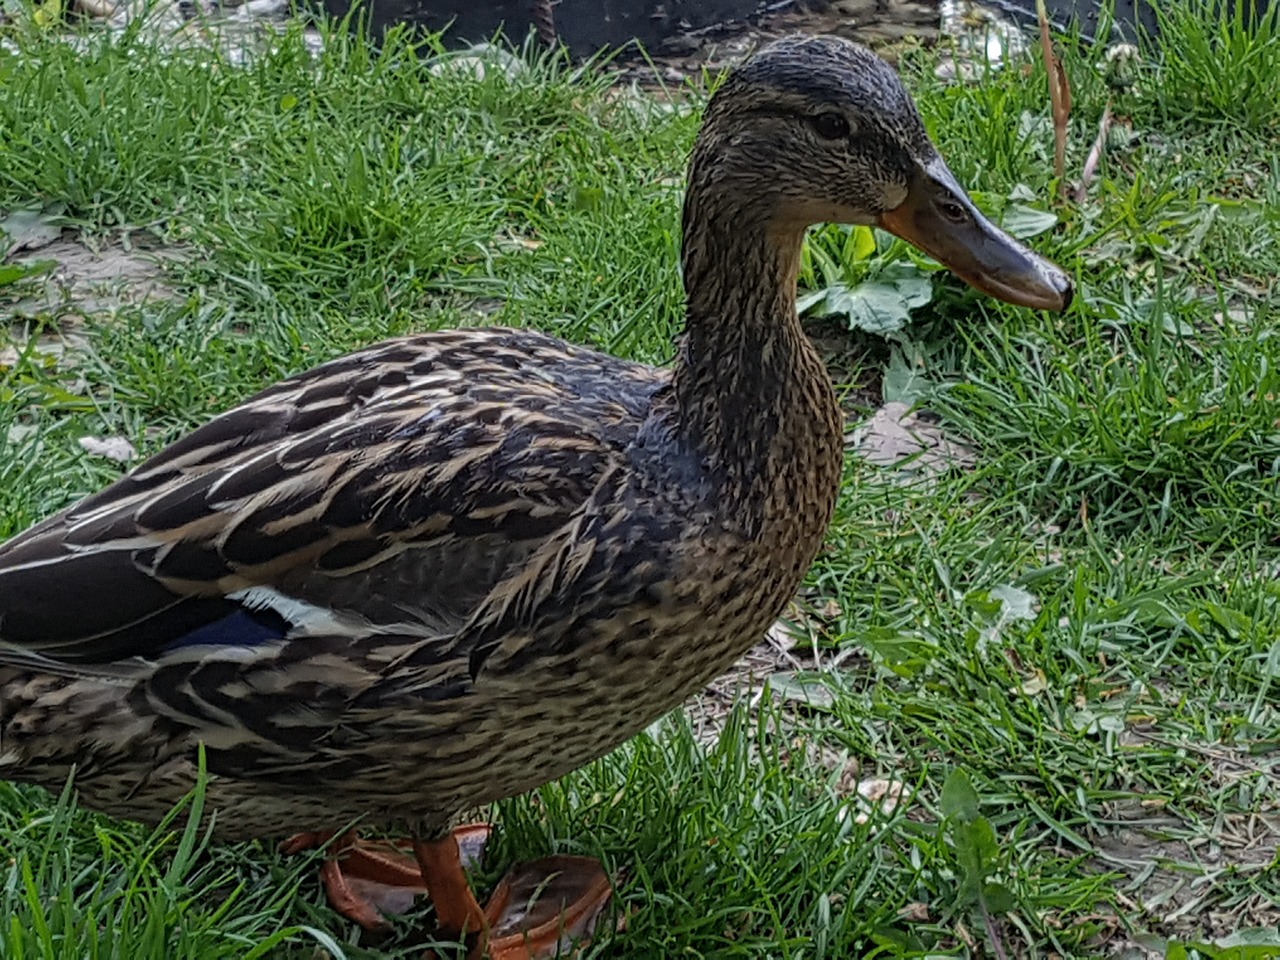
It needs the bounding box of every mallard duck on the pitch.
[0,35,1070,959]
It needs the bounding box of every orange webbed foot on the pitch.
[481,855,613,959]
[282,829,428,931]
[284,825,613,957]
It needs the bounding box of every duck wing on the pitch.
[0,329,662,669]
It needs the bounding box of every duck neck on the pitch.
[665,186,843,530]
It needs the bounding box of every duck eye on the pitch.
[809,112,851,141]
[939,199,968,223]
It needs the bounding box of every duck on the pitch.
[0,35,1071,959]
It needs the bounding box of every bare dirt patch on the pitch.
[6,237,181,322]
[2,235,184,374]
[1092,748,1280,951]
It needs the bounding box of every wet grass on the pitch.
[0,2,1278,958]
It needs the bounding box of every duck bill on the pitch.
[876,159,1073,312]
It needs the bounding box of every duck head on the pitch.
[691,34,1073,312]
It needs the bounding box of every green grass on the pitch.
[1145,0,1280,130]
[1,2,1278,958]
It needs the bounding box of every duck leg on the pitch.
[412,830,490,938]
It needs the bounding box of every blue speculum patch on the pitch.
[164,607,290,651]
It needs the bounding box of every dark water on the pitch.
[316,0,948,54]
[319,0,778,52]
[318,0,1275,54]
[991,0,1273,40]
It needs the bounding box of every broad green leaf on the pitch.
[1071,707,1126,735]
[882,346,929,406]
[1189,946,1280,960]
[982,882,1017,914]
[798,262,933,335]
[858,627,937,678]
[346,147,369,196]
[969,816,1000,868]
[954,824,983,899]
[965,590,1006,620]
[570,185,605,211]
[31,0,62,28]
[940,768,980,822]
[0,260,55,287]
[796,288,828,314]
[881,261,935,308]
[834,281,916,334]
[850,224,877,262]
[1202,601,1253,639]
[1000,203,1058,239]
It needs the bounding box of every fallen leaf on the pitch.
[1013,668,1049,696]
[1,209,63,253]
[899,902,931,922]
[78,435,137,463]
[851,402,977,476]
[834,756,861,796]
[991,583,1038,621]
[6,424,37,446]
[852,777,907,824]
[767,672,835,710]
[976,583,1040,650]
[858,778,895,802]
[766,618,802,650]
[74,0,115,16]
